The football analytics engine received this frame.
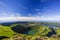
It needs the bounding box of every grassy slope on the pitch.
[55,28,60,35]
[0,25,16,37]
[0,24,60,40]
[28,26,51,36]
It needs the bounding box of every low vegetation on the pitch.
[0,22,60,40]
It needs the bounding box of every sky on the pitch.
[0,0,60,22]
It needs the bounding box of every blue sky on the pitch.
[0,0,60,16]
[0,0,60,22]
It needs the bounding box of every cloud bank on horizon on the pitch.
[0,14,60,22]
[0,0,60,22]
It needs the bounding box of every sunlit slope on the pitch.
[0,25,16,37]
[55,28,60,35]
[28,26,51,35]
[0,24,60,40]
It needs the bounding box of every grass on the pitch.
[33,26,51,35]
[55,28,60,35]
[0,24,60,40]
[0,25,16,37]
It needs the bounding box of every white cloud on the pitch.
[28,13,33,17]
[35,9,40,11]
[0,12,60,23]
[0,12,21,17]
[0,17,38,23]
[0,1,6,6]
[0,14,60,23]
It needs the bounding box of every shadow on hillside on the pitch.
[0,36,9,40]
[11,25,31,34]
[46,28,56,37]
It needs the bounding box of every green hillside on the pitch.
[0,25,16,37]
[0,23,60,40]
